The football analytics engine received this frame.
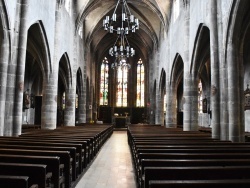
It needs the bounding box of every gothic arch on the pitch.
[190,24,210,80]
[170,53,184,88]
[27,21,52,81]
[58,53,72,90]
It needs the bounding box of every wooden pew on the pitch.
[0,148,71,188]
[0,138,84,176]
[0,154,63,188]
[0,163,51,188]
[0,175,38,188]
[149,179,250,188]
[0,143,78,180]
[139,158,250,187]
[144,166,250,188]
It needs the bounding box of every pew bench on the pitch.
[0,154,63,188]
[0,162,51,188]
[149,179,250,188]
[144,166,250,188]
[0,175,38,188]
[139,158,250,187]
[0,143,79,180]
[0,148,72,188]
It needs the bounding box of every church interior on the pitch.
[1,0,250,187]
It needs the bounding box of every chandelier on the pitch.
[103,0,139,69]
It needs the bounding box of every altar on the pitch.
[112,116,130,128]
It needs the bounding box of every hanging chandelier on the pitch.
[103,0,139,69]
[109,32,134,69]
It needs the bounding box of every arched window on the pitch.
[75,94,78,109]
[136,59,144,107]
[100,58,109,105]
[173,0,180,22]
[198,79,203,113]
[62,92,65,110]
[116,66,128,107]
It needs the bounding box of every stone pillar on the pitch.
[41,2,61,129]
[227,42,243,142]
[64,86,76,126]
[217,1,229,140]
[78,83,86,123]
[0,29,10,135]
[11,0,29,136]
[210,0,220,139]
[183,75,199,131]
[155,86,162,125]
[165,82,177,128]
[86,85,93,122]
[182,2,198,131]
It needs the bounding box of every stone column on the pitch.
[86,85,93,122]
[64,86,76,126]
[41,2,61,129]
[210,0,220,139]
[165,82,177,128]
[217,1,229,140]
[155,86,162,125]
[78,79,86,123]
[11,0,29,136]
[0,28,10,135]
[227,41,243,142]
[183,75,199,131]
[182,2,198,131]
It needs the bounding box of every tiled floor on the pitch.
[75,131,137,188]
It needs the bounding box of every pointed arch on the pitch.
[27,21,52,80]
[58,52,72,89]
[170,53,184,87]
[159,68,166,93]
[190,23,210,79]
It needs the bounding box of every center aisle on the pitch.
[75,131,137,188]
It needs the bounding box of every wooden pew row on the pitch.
[0,148,71,188]
[127,125,250,188]
[0,154,63,188]
[140,158,250,188]
[0,124,113,188]
[20,134,93,162]
[0,175,38,188]
[149,179,250,188]
[0,163,51,188]
[0,139,82,179]
[0,143,75,178]
[144,166,250,188]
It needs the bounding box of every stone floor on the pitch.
[74,131,137,188]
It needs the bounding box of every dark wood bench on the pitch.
[0,143,78,181]
[0,154,63,188]
[0,138,84,176]
[0,175,38,188]
[18,135,92,162]
[144,166,250,188]
[139,158,250,187]
[0,148,71,188]
[149,179,250,188]
[0,162,51,188]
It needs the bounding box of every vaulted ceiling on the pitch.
[76,0,172,63]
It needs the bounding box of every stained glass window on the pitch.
[100,57,109,105]
[136,59,145,107]
[116,66,128,107]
